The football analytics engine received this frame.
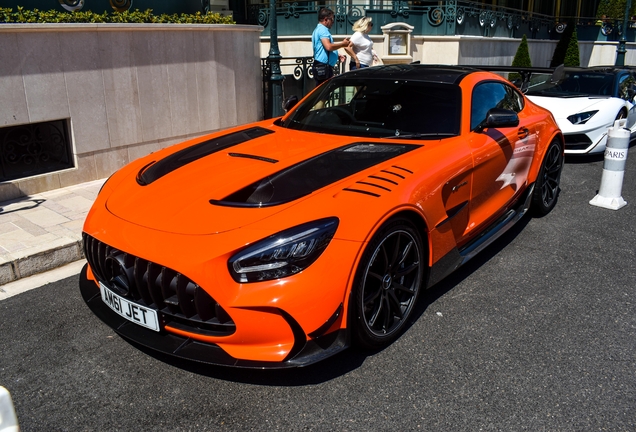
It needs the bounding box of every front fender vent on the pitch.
[342,165,413,198]
[83,233,235,337]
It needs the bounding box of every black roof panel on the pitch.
[336,64,477,85]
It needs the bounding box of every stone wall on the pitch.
[0,23,263,202]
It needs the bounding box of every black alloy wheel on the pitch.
[531,139,564,216]
[351,218,424,349]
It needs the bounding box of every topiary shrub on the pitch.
[564,26,581,66]
[509,34,532,83]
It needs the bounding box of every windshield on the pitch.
[281,79,461,139]
[526,71,616,97]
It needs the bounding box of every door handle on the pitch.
[518,127,530,139]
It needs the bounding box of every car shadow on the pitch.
[399,213,532,346]
[565,153,604,164]
[0,198,45,214]
[129,215,532,385]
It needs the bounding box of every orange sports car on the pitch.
[80,65,564,368]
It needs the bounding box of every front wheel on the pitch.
[350,218,425,350]
[616,109,627,121]
[531,139,564,216]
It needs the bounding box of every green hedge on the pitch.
[0,6,234,24]
[596,0,636,20]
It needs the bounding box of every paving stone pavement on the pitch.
[0,179,105,286]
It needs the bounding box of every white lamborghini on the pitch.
[525,66,636,154]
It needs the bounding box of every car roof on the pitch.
[337,64,478,85]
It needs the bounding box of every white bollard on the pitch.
[0,386,19,432]
[589,119,630,210]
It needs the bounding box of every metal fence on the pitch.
[251,0,557,40]
[261,56,346,118]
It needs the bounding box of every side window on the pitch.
[471,82,524,130]
[618,73,635,100]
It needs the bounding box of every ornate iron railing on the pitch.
[261,56,345,118]
[252,0,557,40]
[0,120,74,182]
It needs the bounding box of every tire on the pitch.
[617,109,627,120]
[350,218,425,350]
[531,139,564,217]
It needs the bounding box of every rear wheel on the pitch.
[531,139,563,216]
[351,218,425,349]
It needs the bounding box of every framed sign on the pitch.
[390,33,407,55]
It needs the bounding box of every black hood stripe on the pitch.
[137,127,274,186]
[210,143,418,208]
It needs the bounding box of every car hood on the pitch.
[526,95,613,119]
[105,126,417,235]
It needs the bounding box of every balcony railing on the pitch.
[261,56,346,118]
[251,0,636,42]
[252,0,557,39]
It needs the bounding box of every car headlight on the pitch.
[567,110,598,125]
[228,217,339,283]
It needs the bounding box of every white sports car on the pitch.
[525,66,636,154]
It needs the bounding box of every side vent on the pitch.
[342,165,413,198]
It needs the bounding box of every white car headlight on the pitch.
[567,110,598,125]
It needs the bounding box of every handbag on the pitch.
[372,51,383,66]
[312,60,330,80]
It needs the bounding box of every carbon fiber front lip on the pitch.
[79,264,348,369]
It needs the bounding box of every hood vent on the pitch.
[210,143,418,208]
[342,165,413,198]
[137,127,274,186]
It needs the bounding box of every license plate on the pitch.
[100,282,160,332]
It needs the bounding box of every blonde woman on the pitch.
[344,17,378,71]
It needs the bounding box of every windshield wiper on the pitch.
[384,132,455,139]
[529,90,590,98]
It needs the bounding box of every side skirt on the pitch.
[427,184,534,287]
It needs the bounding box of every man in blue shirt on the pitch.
[312,8,352,85]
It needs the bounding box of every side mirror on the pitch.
[283,95,299,112]
[480,108,519,130]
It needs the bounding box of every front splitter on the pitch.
[79,264,349,368]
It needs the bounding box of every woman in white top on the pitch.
[344,16,378,71]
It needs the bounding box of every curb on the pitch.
[0,240,84,286]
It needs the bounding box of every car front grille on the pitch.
[83,233,235,336]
